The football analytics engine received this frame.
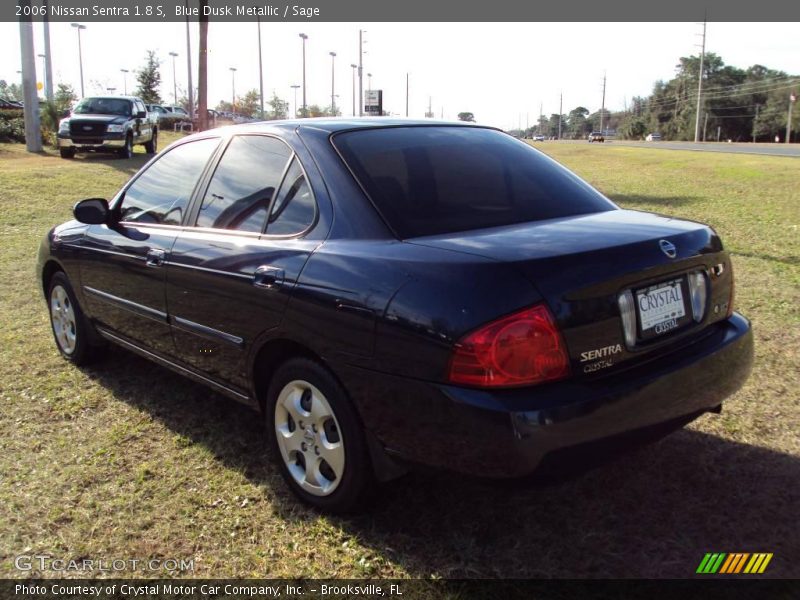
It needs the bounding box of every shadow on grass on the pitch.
[71,151,151,176]
[84,348,799,579]
[609,194,703,209]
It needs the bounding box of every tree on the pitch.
[135,50,163,104]
[457,112,475,122]
[0,80,23,101]
[266,92,289,120]
[237,89,261,117]
[54,83,77,114]
[567,106,590,139]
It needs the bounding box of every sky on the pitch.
[1,21,798,129]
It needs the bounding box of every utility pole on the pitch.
[71,23,87,98]
[787,91,796,144]
[329,51,337,114]
[600,72,606,135]
[42,0,53,102]
[358,30,364,117]
[299,33,308,116]
[19,0,42,152]
[558,91,563,139]
[185,0,194,121]
[753,104,759,143]
[694,15,707,143]
[405,72,409,117]
[257,14,264,119]
[703,112,708,141]
[169,52,179,105]
[350,64,357,116]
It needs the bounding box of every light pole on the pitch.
[256,14,264,119]
[290,84,300,118]
[329,51,336,115]
[120,69,129,95]
[70,23,86,97]
[169,52,179,105]
[299,33,308,116]
[229,67,237,113]
[350,64,357,117]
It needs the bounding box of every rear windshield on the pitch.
[333,126,616,238]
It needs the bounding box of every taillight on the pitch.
[448,303,570,388]
[688,271,708,322]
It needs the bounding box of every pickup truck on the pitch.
[57,95,158,159]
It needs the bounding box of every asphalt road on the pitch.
[555,139,800,157]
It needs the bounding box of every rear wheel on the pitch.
[144,129,157,154]
[47,272,100,365]
[118,134,133,159]
[266,358,373,513]
[59,148,75,159]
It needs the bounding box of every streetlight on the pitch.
[299,33,308,116]
[168,52,179,106]
[256,14,264,119]
[120,69,129,95]
[70,23,87,97]
[290,84,300,118]
[350,64,357,117]
[229,67,237,113]
[329,52,336,115]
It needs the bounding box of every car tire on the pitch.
[144,130,157,154]
[59,148,76,159]
[266,358,374,513]
[47,272,101,366]
[118,134,133,159]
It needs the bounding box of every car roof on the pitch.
[179,118,489,140]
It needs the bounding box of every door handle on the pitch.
[145,248,166,267]
[253,265,284,289]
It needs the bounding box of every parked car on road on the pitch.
[57,95,158,159]
[646,133,662,141]
[532,134,545,142]
[588,131,605,143]
[38,120,753,512]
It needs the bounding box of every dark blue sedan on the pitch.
[37,120,753,512]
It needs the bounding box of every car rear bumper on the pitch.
[337,312,754,478]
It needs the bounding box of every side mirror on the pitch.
[136,110,147,119]
[74,198,110,225]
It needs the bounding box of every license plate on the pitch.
[636,279,686,336]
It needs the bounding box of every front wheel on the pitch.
[118,134,133,159]
[144,130,157,154]
[266,358,373,513]
[48,272,100,365]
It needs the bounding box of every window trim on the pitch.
[115,135,223,227]
[262,154,319,239]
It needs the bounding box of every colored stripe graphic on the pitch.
[699,552,773,574]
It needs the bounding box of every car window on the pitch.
[266,157,316,236]
[119,137,220,225]
[73,97,131,116]
[334,126,616,238]
[196,135,292,233]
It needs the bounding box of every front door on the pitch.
[79,136,221,355]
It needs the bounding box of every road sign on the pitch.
[364,90,383,115]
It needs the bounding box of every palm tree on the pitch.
[198,0,208,131]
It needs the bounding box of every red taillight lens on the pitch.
[448,304,570,388]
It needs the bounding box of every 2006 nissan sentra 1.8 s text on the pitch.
[37,120,753,512]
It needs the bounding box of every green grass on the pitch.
[0,138,797,579]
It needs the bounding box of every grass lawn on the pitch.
[0,136,797,579]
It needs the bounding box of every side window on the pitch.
[196,135,292,233]
[119,137,220,225]
[134,101,144,115]
[266,157,316,236]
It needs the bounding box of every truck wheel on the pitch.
[144,130,157,154]
[59,148,76,159]
[118,134,133,159]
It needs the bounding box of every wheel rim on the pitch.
[274,380,345,497]
[50,285,77,355]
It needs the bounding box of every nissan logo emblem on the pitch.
[659,239,677,258]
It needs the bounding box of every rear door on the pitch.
[165,134,321,391]
[79,136,221,355]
